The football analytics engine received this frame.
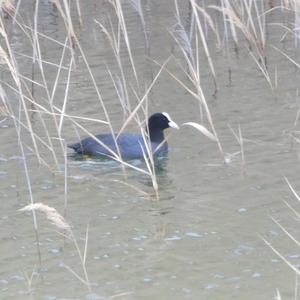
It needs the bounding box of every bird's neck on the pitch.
[149,128,165,143]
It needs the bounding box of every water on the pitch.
[1,1,300,299]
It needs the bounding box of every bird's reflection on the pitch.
[68,152,173,193]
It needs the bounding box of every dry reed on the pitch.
[3,0,300,294]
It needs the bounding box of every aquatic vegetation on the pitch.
[1,0,300,297]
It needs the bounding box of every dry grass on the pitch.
[2,0,300,183]
[262,177,300,299]
[2,0,300,295]
[20,203,71,231]
[19,202,91,291]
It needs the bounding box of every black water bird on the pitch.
[68,112,179,159]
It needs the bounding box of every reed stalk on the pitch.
[20,203,91,291]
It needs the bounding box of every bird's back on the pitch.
[68,133,168,159]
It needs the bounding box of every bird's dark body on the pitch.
[68,133,168,159]
[68,113,178,160]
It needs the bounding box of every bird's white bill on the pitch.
[168,120,179,129]
[162,112,180,129]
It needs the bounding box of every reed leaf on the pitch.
[183,122,217,142]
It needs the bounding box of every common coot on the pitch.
[68,112,179,159]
